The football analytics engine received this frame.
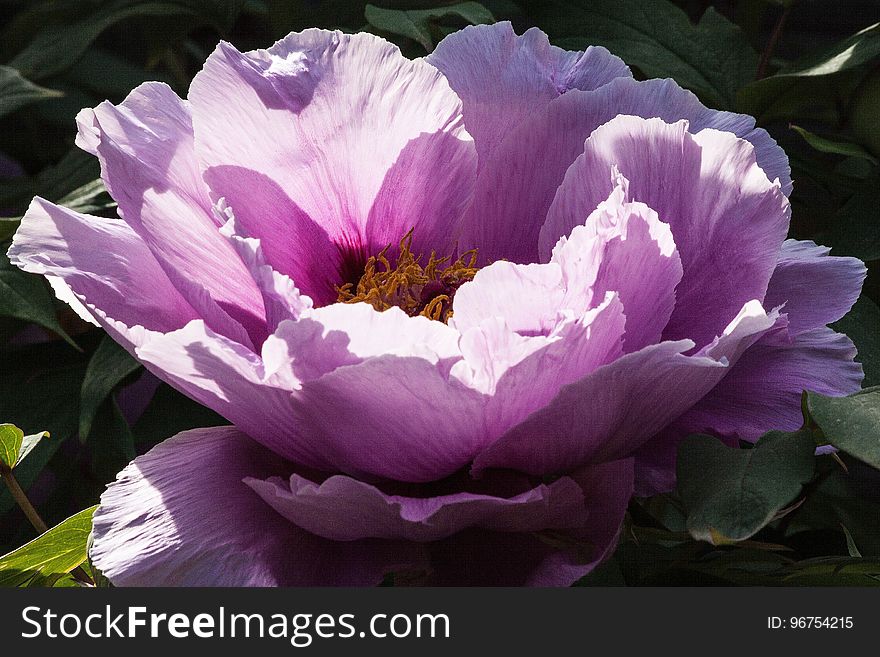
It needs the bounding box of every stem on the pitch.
[756,4,793,80]
[1,465,94,586]
[1,466,48,534]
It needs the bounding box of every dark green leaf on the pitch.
[365,2,494,51]
[0,251,78,349]
[531,0,757,108]
[677,430,816,544]
[739,22,880,120]
[0,424,24,470]
[80,335,141,440]
[10,0,246,81]
[806,387,880,469]
[0,344,88,513]
[833,296,880,387]
[16,430,50,469]
[790,124,878,164]
[0,505,96,587]
[0,65,61,119]
[822,174,880,262]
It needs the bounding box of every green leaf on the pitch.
[823,174,880,262]
[80,335,142,440]
[365,2,494,52]
[833,296,880,387]
[0,506,96,587]
[739,22,880,120]
[9,0,246,81]
[0,65,61,119]
[0,343,87,513]
[0,251,78,349]
[790,124,878,165]
[842,524,863,558]
[530,0,757,108]
[0,424,24,470]
[677,430,816,544]
[806,387,880,469]
[16,431,50,469]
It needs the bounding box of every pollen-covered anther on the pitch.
[337,230,478,323]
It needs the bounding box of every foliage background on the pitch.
[0,0,879,586]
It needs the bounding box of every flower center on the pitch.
[337,230,478,323]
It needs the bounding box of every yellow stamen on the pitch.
[337,229,478,323]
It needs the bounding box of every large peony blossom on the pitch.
[8,22,865,586]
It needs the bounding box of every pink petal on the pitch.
[764,239,866,335]
[541,116,790,348]
[76,82,265,343]
[90,426,423,586]
[188,30,477,302]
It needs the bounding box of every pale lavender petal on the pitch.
[674,326,863,442]
[288,354,487,482]
[8,198,198,333]
[473,302,780,476]
[541,116,790,348]
[559,77,792,193]
[135,307,487,483]
[764,239,866,335]
[244,472,587,542]
[427,21,629,162]
[131,319,336,471]
[90,426,423,586]
[75,82,265,343]
[451,294,625,438]
[550,178,683,352]
[189,30,476,302]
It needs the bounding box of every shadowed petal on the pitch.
[764,239,866,335]
[244,472,588,542]
[90,427,424,586]
[189,30,477,302]
[76,82,265,343]
[427,21,629,162]
[673,326,863,442]
[427,459,634,585]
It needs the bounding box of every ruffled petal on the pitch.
[188,30,477,302]
[473,301,780,476]
[451,294,625,438]
[550,178,683,352]
[134,305,488,483]
[764,239,866,335]
[8,198,198,334]
[217,200,314,333]
[541,115,790,348]
[90,427,423,586]
[673,326,863,442]
[244,472,588,542]
[427,459,634,585]
[75,82,265,343]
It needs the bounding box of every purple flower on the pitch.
[8,23,865,586]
